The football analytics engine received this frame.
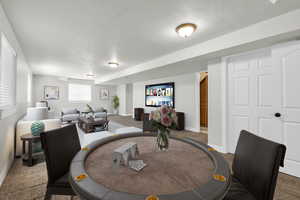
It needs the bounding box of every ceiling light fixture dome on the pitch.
[108,61,119,68]
[176,23,197,38]
[86,73,96,78]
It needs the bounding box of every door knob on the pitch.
[274,113,281,118]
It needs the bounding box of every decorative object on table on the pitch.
[149,105,178,151]
[86,104,94,113]
[100,88,109,100]
[31,121,45,153]
[112,142,139,168]
[44,86,59,100]
[112,95,120,114]
[128,160,147,172]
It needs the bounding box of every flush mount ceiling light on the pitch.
[175,23,197,38]
[108,62,119,68]
[269,0,278,4]
[86,73,96,78]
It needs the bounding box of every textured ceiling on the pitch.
[1,0,300,80]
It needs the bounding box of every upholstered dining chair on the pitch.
[224,130,286,200]
[41,124,81,200]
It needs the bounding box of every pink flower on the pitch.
[161,115,172,127]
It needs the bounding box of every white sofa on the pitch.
[16,118,61,156]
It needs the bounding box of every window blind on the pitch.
[0,34,17,109]
[68,83,91,102]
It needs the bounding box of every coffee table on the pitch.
[78,117,108,133]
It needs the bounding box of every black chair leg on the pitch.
[44,190,51,200]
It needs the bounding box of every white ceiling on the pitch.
[1,0,300,80]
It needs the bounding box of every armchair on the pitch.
[61,108,80,123]
[93,107,107,120]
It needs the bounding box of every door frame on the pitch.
[200,71,208,129]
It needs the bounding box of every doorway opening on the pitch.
[200,72,208,134]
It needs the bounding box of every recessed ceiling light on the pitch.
[175,23,197,38]
[108,62,119,68]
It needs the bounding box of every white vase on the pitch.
[156,129,169,151]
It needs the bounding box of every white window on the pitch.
[0,34,17,109]
[68,83,91,102]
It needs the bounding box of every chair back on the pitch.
[232,130,286,200]
[41,124,81,184]
[143,113,158,133]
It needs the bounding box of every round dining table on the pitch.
[69,133,231,200]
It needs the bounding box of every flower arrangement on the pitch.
[149,106,178,150]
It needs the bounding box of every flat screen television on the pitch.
[145,82,175,108]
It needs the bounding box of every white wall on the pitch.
[0,4,32,186]
[116,84,127,115]
[116,83,133,116]
[208,61,225,151]
[33,75,117,114]
[126,84,133,115]
[132,73,200,132]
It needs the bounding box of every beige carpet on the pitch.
[0,115,299,200]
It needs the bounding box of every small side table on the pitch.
[20,134,41,166]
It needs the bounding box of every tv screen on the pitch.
[145,82,175,107]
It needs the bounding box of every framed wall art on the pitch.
[100,88,109,100]
[44,86,59,100]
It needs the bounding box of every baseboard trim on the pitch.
[119,114,133,117]
[208,143,227,153]
[184,127,200,133]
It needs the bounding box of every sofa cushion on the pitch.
[62,108,78,115]
[62,114,80,122]
[94,107,105,112]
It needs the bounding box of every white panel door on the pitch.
[228,51,278,153]
[228,58,252,153]
[253,56,282,143]
[228,43,300,177]
[273,42,300,177]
